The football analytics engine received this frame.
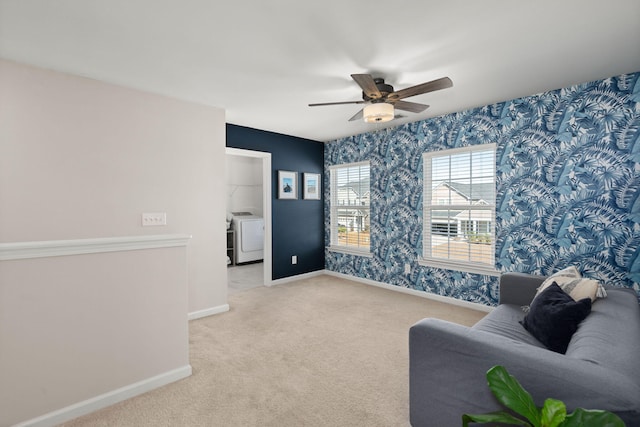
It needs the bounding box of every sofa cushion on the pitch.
[472,304,547,348]
[520,283,592,353]
[565,287,640,379]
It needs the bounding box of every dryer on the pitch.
[232,212,264,264]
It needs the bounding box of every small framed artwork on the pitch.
[303,173,321,200]
[278,170,298,199]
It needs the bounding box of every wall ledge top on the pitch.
[0,234,192,261]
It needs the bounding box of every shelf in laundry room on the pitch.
[226,229,235,266]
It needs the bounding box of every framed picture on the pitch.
[278,170,298,199]
[303,173,321,200]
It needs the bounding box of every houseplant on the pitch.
[462,365,625,427]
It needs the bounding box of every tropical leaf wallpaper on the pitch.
[324,72,640,306]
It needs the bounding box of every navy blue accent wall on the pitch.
[226,124,325,279]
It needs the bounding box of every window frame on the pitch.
[328,161,372,257]
[419,144,499,276]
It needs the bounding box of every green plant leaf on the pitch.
[540,398,566,427]
[462,411,531,427]
[486,366,541,427]
[562,408,626,427]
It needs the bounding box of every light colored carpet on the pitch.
[61,274,486,427]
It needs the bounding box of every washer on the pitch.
[231,212,264,264]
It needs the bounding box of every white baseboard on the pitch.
[268,269,326,286]
[14,365,192,427]
[323,270,493,313]
[188,304,230,320]
[264,268,492,312]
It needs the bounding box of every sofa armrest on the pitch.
[499,272,545,306]
[409,318,640,427]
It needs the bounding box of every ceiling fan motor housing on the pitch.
[363,78,394,101]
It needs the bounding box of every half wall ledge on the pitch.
[0,234,192,260]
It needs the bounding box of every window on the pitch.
[329,161,371,255]
[421,144,497,275]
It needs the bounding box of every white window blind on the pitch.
[329,162,371,254]
[422,144,497,275]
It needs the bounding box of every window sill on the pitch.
[328,246,373,258]
[418,257,500,277]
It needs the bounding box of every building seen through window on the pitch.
[423,145,496,270]
[330,162,370,253]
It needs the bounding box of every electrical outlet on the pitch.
[142,212,167,226]
[292,255,297,265]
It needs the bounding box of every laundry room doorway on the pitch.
[225,147,272,293]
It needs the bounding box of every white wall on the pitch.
[0,59,227,425]
[226,155,263,217]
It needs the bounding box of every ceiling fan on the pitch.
[309,74,453,123]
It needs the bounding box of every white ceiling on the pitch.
[1,0,639,142]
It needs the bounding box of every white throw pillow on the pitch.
[535,266,606,302]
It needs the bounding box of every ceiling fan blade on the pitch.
[351,74,383,99]
[392,100,430,113]
[309,100,365,107]
[388,77,453,100]
[348,109,364,122]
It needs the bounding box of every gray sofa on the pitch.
[409,272,640,426]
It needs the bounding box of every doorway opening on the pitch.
[225,147,272,293]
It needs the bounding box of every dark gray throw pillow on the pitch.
[520,282,592,354]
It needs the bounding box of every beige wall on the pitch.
[0,59,227,425]
[0,58,227,313]
[0,246,190,426]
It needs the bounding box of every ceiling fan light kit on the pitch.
[309,74,453,124]
[363,102,394,123]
